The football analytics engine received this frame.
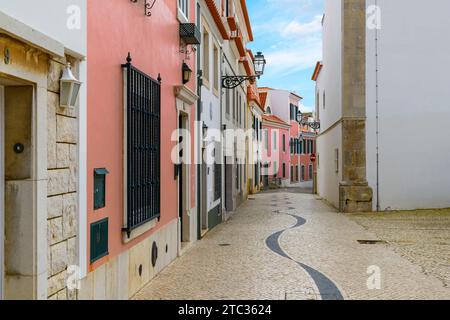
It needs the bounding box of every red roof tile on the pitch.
[259,92,268,109]
[263,114,289,126]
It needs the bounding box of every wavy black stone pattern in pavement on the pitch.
[265,213,344,300]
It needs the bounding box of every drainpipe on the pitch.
[375,0,381,212]
[196,2,202,239]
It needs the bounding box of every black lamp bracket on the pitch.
[130,0,156,17]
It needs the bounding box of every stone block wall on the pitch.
[46,56,79,300]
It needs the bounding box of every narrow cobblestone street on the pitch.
[134,189,450,300]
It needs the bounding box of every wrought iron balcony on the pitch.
[180,23,201,45]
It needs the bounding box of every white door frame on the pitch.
[0,85,4,299]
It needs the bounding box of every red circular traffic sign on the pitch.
[310,153,316,162]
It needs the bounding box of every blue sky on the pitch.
[247,0,324,111]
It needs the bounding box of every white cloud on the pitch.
[280,15,323,38]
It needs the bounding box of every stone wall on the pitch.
[46,56,79,300]
[339,0,373,213]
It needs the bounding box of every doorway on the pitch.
[178,113,190,245]
[200,148,208,236]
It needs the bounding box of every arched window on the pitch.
[266,106,271,114]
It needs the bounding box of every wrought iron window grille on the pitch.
[121,53,161,238]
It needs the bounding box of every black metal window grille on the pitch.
[122,55,161,237]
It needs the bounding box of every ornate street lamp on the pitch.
[222,51,266,89]
[182,62,192,84]
[253,51,266,77]
[60,63,82,108]
[297,111,320,130]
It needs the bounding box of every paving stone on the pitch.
[133,190,450,300]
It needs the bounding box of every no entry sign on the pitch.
[310,153,316,162]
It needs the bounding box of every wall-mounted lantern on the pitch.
[60,63,82,108]
[182,62,192,84]
[202,123,209,138]
[253,51,266,77]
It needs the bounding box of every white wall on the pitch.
[200,10,222,212]
[268,90,290,123]
[366,0,450,210]
[317,123,342,209]
[0,0,86,56]
[315,0,343,208]
[320,0,342,130]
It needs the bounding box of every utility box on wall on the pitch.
[90,218,109,263]
[94,168,109,210]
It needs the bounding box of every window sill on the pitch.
[122,218,157,244]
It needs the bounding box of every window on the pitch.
[213,43,219,92]
[123,61,161,234]
[214,162,221,201]
[202,27,210,85]
[273,161,278,177]
[334,148,339,173]
[290,166,293,181]
[264,130,268,150]
[225,82,230,115]
[266,106,271,114]
[232,89,236,120]
[282,163,286,178]
[296,165,299,181]
[273,131,277,150]
[236,164,239,190]
[238,95,241,125]
[225,0,233,17]
[309,164,313,180]
[301,165,305,181]
[283,134,286,152]
[289,104,298,121]
[178,0,189,21]
[316,91,320,111]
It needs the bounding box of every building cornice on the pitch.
[0,11,64,58]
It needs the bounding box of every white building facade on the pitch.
[315,0,450,212]
[221,0,253,215]
[198,0,227,234]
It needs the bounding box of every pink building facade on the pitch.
[81,0,199,299]
[262,114,290,187]
[289,94,302,183]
